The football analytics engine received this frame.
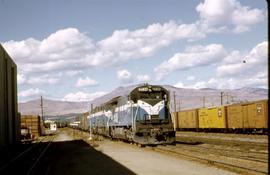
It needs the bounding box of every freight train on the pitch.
[172,99,268,134]
[89,84,175,145]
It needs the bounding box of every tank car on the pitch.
[89,84,175,145]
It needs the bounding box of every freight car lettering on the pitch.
[218,109,222,117]
[256,104,262,115]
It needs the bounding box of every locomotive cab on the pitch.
[130,85,175,144]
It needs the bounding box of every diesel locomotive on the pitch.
[89,84,175,145]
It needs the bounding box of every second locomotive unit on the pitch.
[89,84,175,145]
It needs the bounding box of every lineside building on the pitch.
[0,44,20,149]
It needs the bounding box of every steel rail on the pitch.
[153,146,268,175]
[26,135,55,175]
[175,143,268,163]
[0,136,48,171]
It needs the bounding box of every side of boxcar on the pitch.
[227,100,268,133]
[174,99,268,134]
[177,109,199,131]
[198,106,227,131]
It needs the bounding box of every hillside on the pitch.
[19,99,88,116]
[18,84,268,116]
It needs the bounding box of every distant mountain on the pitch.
[18,84,268,116]
[18,99,89,116]
[89,84,268,111]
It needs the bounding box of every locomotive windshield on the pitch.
[130,85,169,103]
[130,85,171,123]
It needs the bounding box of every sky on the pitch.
[0,0,268,102]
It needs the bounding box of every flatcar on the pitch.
[89,84,175,145]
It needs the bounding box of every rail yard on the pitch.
[1,127,267,175]
[0,36,269,174]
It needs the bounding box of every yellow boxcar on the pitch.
[177,109,198,129]
[227,104,242,129]
[227,100,268,129]
[198,106,227,129]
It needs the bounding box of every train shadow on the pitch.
[32,139,136,175]
[0,139,135,175]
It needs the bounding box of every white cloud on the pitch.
[117,69,133,84]
[154,44,227,80]
[2,28,93,77]
[175,71,267,90]
[84,21,205,67]
[173,41,268,90]
[217,41,268,77]
[137,74,151,82]
[96,21,203,60]
[19,88,45,98]
[62,91,107,102]
[2,21,204,75]
[39,28,94,54]
[2,0,265,78]
[174,81,209,89]
[17,74,26,85]
[174,82,186,88]
[1,21,204,89]
[187,76,195,81]
[76,77,98,87]
[65,70,82,76]
[196,0,265,33]
[27,75,60,85]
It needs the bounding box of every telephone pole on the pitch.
[178,99,181,111]
[41,96,44,121]
[231,95,234,103]
[220,92,224,106]
[203,96,206,108]
[226,93,229,104]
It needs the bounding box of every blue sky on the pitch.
[0,0,268,102]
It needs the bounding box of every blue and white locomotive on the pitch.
[89,84,175,145]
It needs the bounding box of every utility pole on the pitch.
[231,95,234,103]
[90,103,93,112]
[203,96,206,108]
[178,99,181,111]
[41,96,44,121]
[220,92,224,106]
[226,93,229,104]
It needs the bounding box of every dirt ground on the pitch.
[22,128,241,175]
[93,139,239,175]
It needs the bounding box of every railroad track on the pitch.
[149,144,268,175]
[70,128,268,175]
[174,143,268,163]
[0,135,55,175]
